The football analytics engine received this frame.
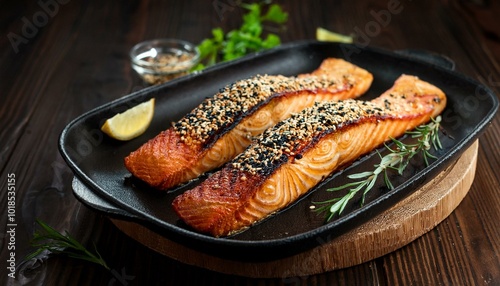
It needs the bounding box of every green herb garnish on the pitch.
[25,219,110,270]
[194,2,288,70]
[313,116,443,222]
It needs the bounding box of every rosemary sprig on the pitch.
[314,116,443,222]
[25,219,110,270]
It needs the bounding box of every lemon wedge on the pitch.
[101,98,155,141]
[316,27,353,43]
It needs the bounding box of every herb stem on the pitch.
[25,219,110,270]
[313,116,443,221]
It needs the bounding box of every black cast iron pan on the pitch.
[59,41,498,261]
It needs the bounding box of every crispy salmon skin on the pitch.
[172,75,447,237]
[124,58,373,190]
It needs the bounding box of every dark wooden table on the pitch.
[1,0,499,285]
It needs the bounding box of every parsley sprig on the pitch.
[314,116,443,222]
[194,2,288,70]
[25,219,110,270]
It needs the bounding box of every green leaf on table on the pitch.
[195,2,288,69]
[261,4,288,23]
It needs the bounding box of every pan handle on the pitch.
[396,49,456,71]
[72,176,143,221]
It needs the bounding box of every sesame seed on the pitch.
[173,73,352,146]
[231,100,389,175]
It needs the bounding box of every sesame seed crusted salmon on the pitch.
[172,75,447,237]
[124,58,373,190]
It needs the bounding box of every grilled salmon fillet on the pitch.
[172,75,447,237]
[124,58,373,190]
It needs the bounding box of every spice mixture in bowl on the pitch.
[130,39,199,85]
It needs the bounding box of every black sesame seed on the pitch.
[232,99,389,174]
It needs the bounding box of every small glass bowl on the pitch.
[130,39,199,85]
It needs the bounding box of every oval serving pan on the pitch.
[59,41,498,261]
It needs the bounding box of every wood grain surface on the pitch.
[1,0,499,285]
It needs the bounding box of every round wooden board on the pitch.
[111,140,478,278]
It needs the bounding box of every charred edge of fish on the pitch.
[230,100,388,177]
